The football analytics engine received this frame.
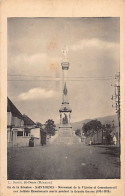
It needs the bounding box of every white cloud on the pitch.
[70,38,119,51]
[18,88,56,100]
[12,53,48,68]
[24,53,48,65]
[9,52,61,76]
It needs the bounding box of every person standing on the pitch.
[113,134,117,145]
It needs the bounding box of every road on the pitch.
[7,140,120,180]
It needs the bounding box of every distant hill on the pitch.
[55,115,118,130]
[71,115,118,131]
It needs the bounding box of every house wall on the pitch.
[21,120,24,126]
[13,116,22,127]
[30,128,41,139]
[7,130,17,147]
[7,112,40,147]
[7,127,41,147]
[7,112,12,126]
[7,112,24,127]
[7,127,12,142]
[7,112,25,146]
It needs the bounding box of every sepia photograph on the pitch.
[7,17,120,180]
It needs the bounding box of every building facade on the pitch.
[7,97,24,146]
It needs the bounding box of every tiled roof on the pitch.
[23,114,36,126]
[7,97,23,119]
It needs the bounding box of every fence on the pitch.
[85,127,119,145]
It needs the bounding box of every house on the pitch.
[22,114,41,146]
[7,97,24,146]
[22,114,36,136]
[7,97,42,147]
[21,114,42,146]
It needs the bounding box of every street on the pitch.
[7,141,120,180]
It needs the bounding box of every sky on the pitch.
[7,17,120,124]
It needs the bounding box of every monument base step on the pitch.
[52,128,80,144]
[54,135,80,144]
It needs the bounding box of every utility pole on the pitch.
[111,72,120,146]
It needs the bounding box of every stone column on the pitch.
[60,113,62,124]
[62,70,64,102]
[69,113,71,124]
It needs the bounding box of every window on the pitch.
[17,131,23,136]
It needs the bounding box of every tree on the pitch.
[103,124,113,144]
[82,120,102,137]
[36,122,42,128]
[45,119,56,136]
[75,129,81,137]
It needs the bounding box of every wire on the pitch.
[8,78,115,82]
[8,74,115,79]
[8,74,53,78]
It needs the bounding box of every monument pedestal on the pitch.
[56,127,79,144]
[59,127,73,137]
[56,125,78,144]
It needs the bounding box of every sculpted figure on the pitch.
[62,45,68,61]
[62,113,68,124]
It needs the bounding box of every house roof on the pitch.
[7,97,23,119]
[23,114,36,126]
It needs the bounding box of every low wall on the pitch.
[13,136,30,147]
[85,130,103,145]
[12,136,40,147]
[34,137,41,146]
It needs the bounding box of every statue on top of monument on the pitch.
[62,45,69,61]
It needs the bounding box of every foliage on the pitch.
[82,120,102,137]
[36,122,42,128]
[45,119,56,136]
[103,124,113,144]
[82,119,114,144]
[75,129,81,137]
